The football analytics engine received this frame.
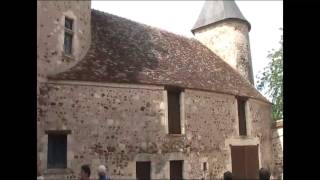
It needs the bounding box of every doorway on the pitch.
[231,145,259,179]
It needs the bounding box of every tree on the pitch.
[256,29,283,120]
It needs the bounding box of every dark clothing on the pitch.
[224,171,233,180]
[99,176,110,180]
[259,168,271,180]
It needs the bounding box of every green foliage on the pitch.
[256,29,283,120]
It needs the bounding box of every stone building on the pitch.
[37,0,276,179]
[272,120,283,180]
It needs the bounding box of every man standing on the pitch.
[98,165,110,180]
[80,164,91,180]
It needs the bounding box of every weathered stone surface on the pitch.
[272,120,283,179]
[38,83,273,179]
[37,1,91,82]
[37,1,276,180]
[194,19,254,84]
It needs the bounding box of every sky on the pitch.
[91,1,283,87]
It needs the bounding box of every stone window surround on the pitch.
[224,137,261,172]
[163,88,186,136]
[236,96,252,137]
[43,130,73,175]
[61,12,77,60]
[63,16,74,57]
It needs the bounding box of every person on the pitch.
[223,171,232,180]
[80,164,91,180]
[259,168,271,180]
[98,165,110,180]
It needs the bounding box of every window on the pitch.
[136,161,151,180]
[167,89,181,134]
[237,97,247,136]
[203,162,207,171]
[65,17,73,30]
[47,133,67,169]
[64,17,73,55]
[170,160,183,180]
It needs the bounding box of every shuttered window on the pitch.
[47,134,67,169]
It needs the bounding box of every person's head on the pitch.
[80,164,91,180]
[259,168,271,180]
[224,171,232,180]
[98,165,106,177]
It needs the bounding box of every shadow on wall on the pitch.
[272,119,283,179]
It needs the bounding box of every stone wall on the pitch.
[193,20,254,84]
[38,81,273,179]
[272,120,283,179]
[248,99,274,170]
[37,1,91,82]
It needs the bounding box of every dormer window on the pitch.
[64,17,73,55]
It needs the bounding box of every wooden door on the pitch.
[136,161,151,180]
[231,145,259,180]
[170,160,183,180]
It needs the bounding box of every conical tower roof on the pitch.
[191,0,251,33]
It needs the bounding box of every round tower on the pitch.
[37,1,91,82]
[192,0,254,84]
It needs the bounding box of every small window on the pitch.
[237,97,247,136]
[136,161,151,180]
[65,17,73,30]
[47,133,67,169]
[64,17,73,55]
[170,160,183,180]
[64,32,73,55]
[203,162,207,171]
[167,89,181,134]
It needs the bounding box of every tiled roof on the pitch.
[49,10,268,103]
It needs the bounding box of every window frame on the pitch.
[166,86,184,135]
[63,16,74,56]
[46,130,70,169]
[237,97,248,136]
[64,17,73,31]
[136,161,151,180]
[170,160,184,180]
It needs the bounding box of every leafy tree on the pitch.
[256,29,283,120]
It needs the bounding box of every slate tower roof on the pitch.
[191,0,251,33]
